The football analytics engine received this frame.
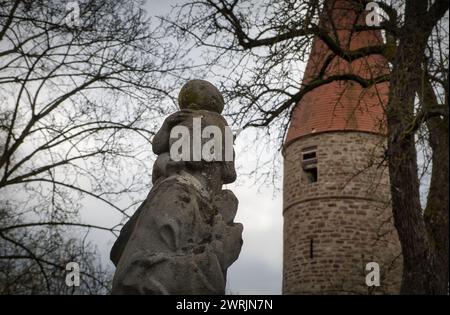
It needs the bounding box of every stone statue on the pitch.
[110,80,243,295]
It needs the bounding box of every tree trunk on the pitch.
[423,76,449,294]
[387,107,438,294]
[386,0,444,294]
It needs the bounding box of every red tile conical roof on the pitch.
[285,0,389,147]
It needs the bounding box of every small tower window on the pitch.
[305,167,318,183]
[302,146,318,183]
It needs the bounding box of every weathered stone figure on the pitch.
[110,80,243,295]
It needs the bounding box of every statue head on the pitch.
[178,80,224,114]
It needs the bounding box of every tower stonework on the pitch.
[282,0,402,294]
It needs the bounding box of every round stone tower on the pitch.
[282,0,402,294]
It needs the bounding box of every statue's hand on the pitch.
[211,213,243,270]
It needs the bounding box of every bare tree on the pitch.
[165,0,448,294]
[0,203,111,294]
[0,0,190,293]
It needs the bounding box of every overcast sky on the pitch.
[78,0,284,295]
